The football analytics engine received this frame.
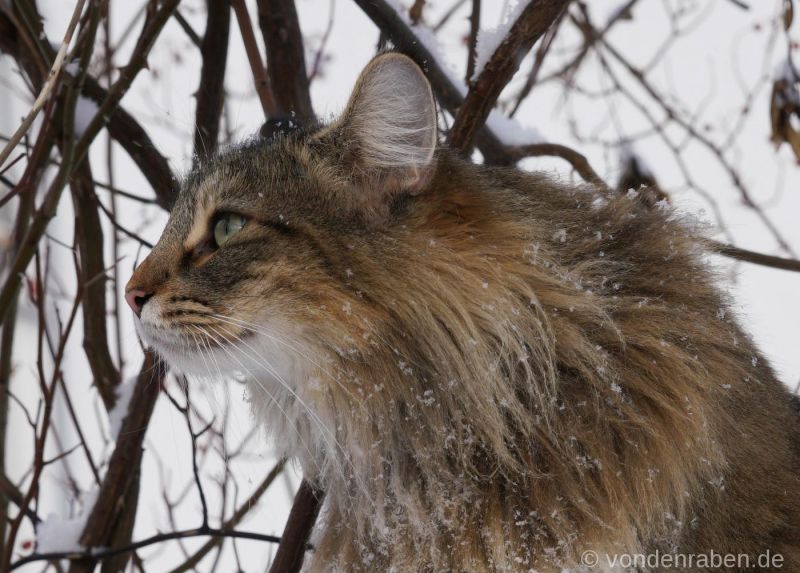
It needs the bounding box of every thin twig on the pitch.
[11,526,282,571]
[465,0,481,83]
[168,460,286,573]
[0,0,86,169]
[709,241,800,273]
[506,142,608,189]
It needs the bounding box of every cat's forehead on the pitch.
[158,139,297,245]
[177,137,309,215]
[186,139,295,201]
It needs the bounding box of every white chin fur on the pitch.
[137,319,302,387]
[134,308,335,474]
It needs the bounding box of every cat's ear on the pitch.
[318,52,438,195]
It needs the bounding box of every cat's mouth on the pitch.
[136,319,259,380]
[130,293,307,387]
[134,298,253,368]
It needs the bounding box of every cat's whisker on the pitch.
[193,324,325,478]
[210,313,369,418]
[210,313,370,416]
[187,330,217,395]
[207,324,341,450]
[194,326,231,421]
[186,331,231,445]
[207,323,371,502]
[210,323,343,448]
[203,341,247,459]
[210,313,346,381]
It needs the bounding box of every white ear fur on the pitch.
[338,53,437,191]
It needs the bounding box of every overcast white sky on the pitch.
[2,0,799,570]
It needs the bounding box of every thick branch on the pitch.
[448,0,569,153]
[67,351,163,573]
[268,480,324,573]
[69,162,120,411]
[256,0,315,122]
[194,0,231,161]
[230,0,278,117]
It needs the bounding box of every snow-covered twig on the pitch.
[448,0,569,153]
[0,0,87,169]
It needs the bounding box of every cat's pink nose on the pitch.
[125,288,153,318]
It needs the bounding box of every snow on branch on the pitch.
[448,0,569,153]
[354,0,551,162]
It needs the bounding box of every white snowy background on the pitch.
[1,0,799,570]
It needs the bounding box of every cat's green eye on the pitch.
[213,213,246,247]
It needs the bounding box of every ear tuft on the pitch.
[329,53,438,194]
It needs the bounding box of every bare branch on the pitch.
[0,473,39,525]
[12,526,282,571]
[82,76,178,210]
[268,480,324,573]
[70,163,120,411]
[465,0,481,83]
[0,0,181,326]
[506,142,608,189]
[0,8,178,211]
[0,0,86,169]
[448,0,569,153]
[194,0,231,161]
[257,0,315,122]
[709,241,800,273]
[169,460,286,573]
[231,0,278,118]
[67,351,164,573]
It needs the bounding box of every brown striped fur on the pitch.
[127,54,800,572]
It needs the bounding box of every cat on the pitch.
[126,53,800,572]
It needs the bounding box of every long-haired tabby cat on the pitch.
[126,53,800,571]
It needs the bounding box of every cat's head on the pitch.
[125,53,437,379]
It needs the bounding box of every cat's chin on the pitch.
[133,324,208,377]
[134,314,309,390]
